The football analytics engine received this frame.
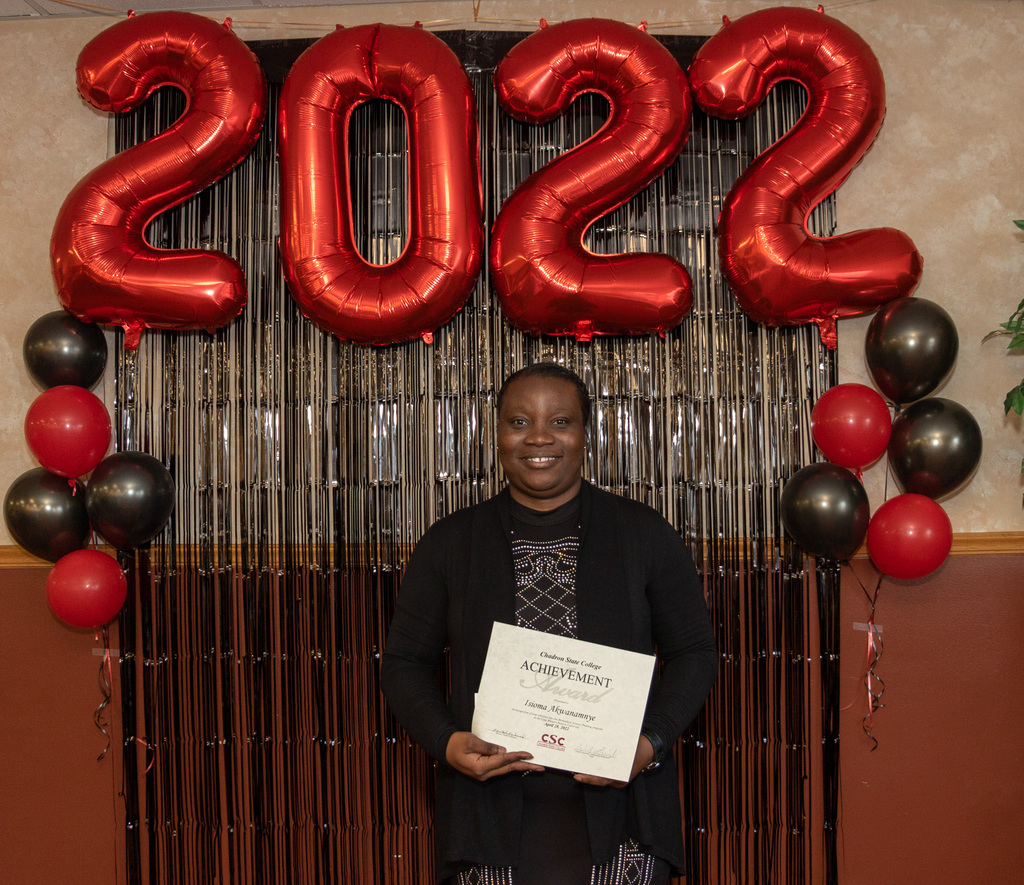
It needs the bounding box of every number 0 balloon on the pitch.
[278,24,483,344]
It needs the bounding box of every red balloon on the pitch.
[47,549,128,629]
[50,12,268,350]
[490,19,692,340]
[278,24,482,345]
[866,494,952,580]
[25,385,111,478]
[811,383,892,469]
[689,7,922,348]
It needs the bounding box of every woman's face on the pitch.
[497,375,587,511]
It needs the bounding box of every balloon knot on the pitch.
[126,9,135,17]
[539,18,548,29]
[816,317,838,350]
[638,20,648,32]
[68,479,78,495]
[222,17,233,31]
[421,331,434,345]
[573,321,594,343]
[721,15,731,26]
[817,5,825,13]
[414,20,423,29]
[123,323,143,351]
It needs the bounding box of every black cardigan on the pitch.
[380,481,718,882]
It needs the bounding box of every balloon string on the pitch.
[862,576,885,750]
[94,627,113,762]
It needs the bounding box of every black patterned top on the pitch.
[508,494,581,638]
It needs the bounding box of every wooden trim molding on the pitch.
[0,546,49,568]
[2,532,1021,569]
[849,532,1022,559]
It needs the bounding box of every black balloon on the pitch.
[781,463,870,560]
[865,298,958,404]
[888,397,982,500]
[3,467,90,561]
[23,310,108,390]
[85,452,175,549]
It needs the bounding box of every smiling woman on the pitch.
[381,362,718,885]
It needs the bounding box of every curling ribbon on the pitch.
[136,737,156,775]
[94,626,113,761]
[862,577,885,750]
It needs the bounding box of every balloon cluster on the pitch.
[782,298,980,580]
[4,311,175,629]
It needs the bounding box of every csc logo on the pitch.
[541,734,565,747]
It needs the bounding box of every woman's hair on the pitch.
[496,362,592,425]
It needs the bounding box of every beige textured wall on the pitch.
[2,0,1022,545]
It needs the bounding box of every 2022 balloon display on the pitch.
[50,8,917,347]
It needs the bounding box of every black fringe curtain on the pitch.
[114,32,840,885]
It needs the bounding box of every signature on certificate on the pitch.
[574,743,620,760]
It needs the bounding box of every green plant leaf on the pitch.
[1015,219,1024,230]
[1010,333,1024,351]
[1005,383,1024,416]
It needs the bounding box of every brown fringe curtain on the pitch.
[114,33,839,885]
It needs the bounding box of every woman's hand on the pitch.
[572,734,655,788]
[445,731,546,781]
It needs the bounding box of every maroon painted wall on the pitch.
[3,551,1022,883]
[0,567,122,885]
[838,552,1024,883]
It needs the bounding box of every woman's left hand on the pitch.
[572,734,656,787]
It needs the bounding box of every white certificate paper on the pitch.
[471,622,656,782]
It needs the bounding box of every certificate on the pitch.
[471,622,656,782]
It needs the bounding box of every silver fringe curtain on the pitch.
[114,33,839,885]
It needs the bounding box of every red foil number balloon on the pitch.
[689,7,923,348]
[50,12,268,350]
[490,19,693,340]
[278,24,483,345]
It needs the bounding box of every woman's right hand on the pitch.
[445,731,545,781]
